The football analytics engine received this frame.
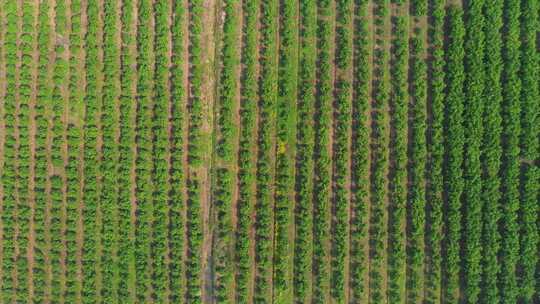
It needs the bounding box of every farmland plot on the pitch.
[0,0,537,303]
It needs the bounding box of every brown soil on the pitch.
[229,3,243,299]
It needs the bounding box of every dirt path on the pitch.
[200,0,217,301]
[446,0,463,8]
[209,0,243,301]
[229,1,243,299]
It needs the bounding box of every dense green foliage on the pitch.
[214,0,239,302]
[254,0,278,302]
[274,0,297,300]
[407,32,427,304]
[82,0,103,302]
[349,0,370,302]
[66,0,83,301]
[293,0,316,302]
[1,2,19,302]
[235,0,258,302]
[425,1,445,303]
[169,0,186,302]
[331,1,352,302]
[518,1,538,302]
[312,0,333,302]
[101,1,120,302]
[500,0,522,302]
[186,0,205,302]
[118,0,137,302]
[33,1,53,302]
[370,1,389,303]
[388,12,407,304]
[17,2,34,301]
[152,1,172,302]
[481,1,503,303]
[0,2,538,304]
[443,7,465,303]
[463,1,485,302]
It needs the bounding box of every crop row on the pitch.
[118,0,137,302]
[234,0,258,302]
[33,1,53,302]
[152,1,173,301]
[135,0,155,301]
[82,0,103,302]
[500,0,521,302]
[17,2,35,301]
[186,0,205,301]
[293,0,316,302]
[407,13,428,304]
[1,1,17,299]
[387,12,407,304]
[331,1,352,303]
[101,0,121,302]
[169,0,187,302]
[442,7,465,303]
[254,0,278,301]
[66,0,84,301]
[312,0,333,302]
[425,1,445,303]
[462,1,485,302]
[0,6,8,297]
[274,0,297,300]
[0,0,17,299]
[480,0,503,302]
[407,32,427,304]
[214,0,239,302]
[406,0,428,302]
[349,0,369,302]
[51,0,69,301]
[518,1,538,302]
[370,1,389,303]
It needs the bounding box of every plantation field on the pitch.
[0,0,538,303]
